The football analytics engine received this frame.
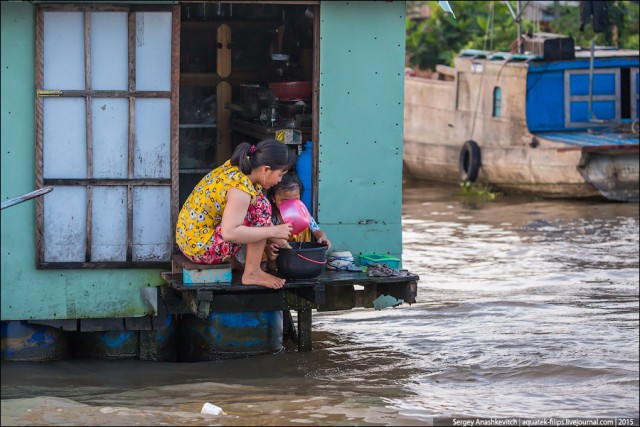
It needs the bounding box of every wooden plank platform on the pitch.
[161,269,420,292]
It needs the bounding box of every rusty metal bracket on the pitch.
[36,89,62,97]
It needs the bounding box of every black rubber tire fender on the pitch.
[459,140,481,182]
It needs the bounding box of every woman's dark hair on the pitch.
[230,139,295,175]
[267,171,304,201]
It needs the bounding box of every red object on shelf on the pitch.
[268,81,312,100]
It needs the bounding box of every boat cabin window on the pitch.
[492,87,502,117]
[564,68,621,128]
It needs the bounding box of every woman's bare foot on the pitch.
[242,269,285,289]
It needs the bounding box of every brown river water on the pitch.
[2,178,639,425]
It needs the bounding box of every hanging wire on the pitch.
[484,1,495,51]
[489,1,495,51]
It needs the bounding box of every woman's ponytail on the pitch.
[229,138,293,175]
[230,142,253,175]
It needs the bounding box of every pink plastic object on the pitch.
[279,199,311,235]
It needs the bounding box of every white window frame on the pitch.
[563,68,620,128]
[35,4,180,269]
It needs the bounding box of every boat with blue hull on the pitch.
[403,35,639,202]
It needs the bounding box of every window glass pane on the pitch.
[493,87,501,117]
[93,98,129,178]
[180,24,217,73]
[43,98,87,179]
[179,87,216,124]
[570,101,589,122]
[44,186,87,262]
[132,186,171,261]
[91,12,128,90]
[179,171,207,209]
[591,100,616,120]
[179,127,216,170]
[44,12,84,90]
[570,73,616,96]
[570,100,615,123]
[134,98,171,178]
[135,12,172,91]
[91,186,127,262]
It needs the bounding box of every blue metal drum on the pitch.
[178,311,283,362]
[69,330,139,360]
[0,321,68,361]
[140,313,177,362]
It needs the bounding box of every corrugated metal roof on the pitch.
[536,131,640,147]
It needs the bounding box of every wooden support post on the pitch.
[182,291,211,319]
[283,309,298,344]
[297,308,312,352]
[363,284,378,308]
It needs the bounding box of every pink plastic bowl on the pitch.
[279,199,311,235]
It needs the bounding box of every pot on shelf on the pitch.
[277,100,306,118]
[268,81,312,101]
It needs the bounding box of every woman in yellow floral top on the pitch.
[176,139,294,289]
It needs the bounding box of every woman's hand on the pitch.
[272,223,293,240]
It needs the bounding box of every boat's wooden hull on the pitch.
[403,137,602,198]
[403,75,639,201]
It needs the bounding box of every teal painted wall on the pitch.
[318,1,406,261]
[1,1,407,321]
[0,2,163,321]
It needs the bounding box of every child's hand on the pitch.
[315,230,331,251]
[265,241,280,260]
[317,236,331,251]
[273,223,293,240]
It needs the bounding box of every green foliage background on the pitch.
[406,1,640,70]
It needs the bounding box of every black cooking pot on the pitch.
[276,242,327,279]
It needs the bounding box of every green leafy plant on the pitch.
[457,180,499,201]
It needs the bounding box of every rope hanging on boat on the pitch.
[469,59,486,142]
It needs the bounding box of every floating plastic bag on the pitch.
[201,402,226,416]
